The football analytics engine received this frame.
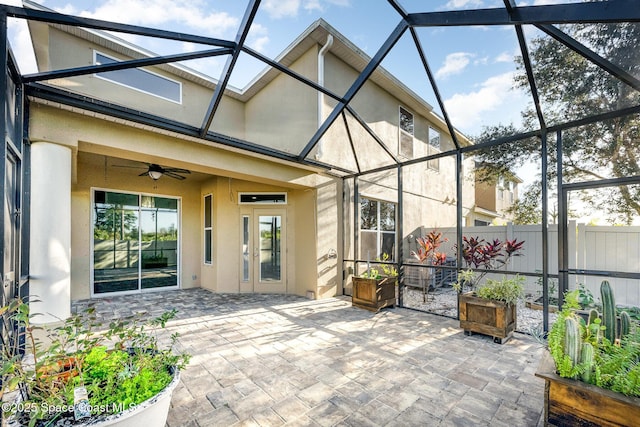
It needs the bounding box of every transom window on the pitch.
[239,193,287,204]
[360,197,396,261]
[399,106,414,158]
[94,51,182,103]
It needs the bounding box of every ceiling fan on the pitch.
[112,161,191,180]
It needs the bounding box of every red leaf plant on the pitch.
[411,230,448,266]
[457,236,525,290]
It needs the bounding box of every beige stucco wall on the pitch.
[244,48,318,154]
[29,103,331,300]
[26,21,481,302]
[33,24,245,137]
[72,152,202,300]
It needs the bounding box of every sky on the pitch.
[2,0,577,138]
[7,0,611,219]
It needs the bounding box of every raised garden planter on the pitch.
[459,291,516,344]
[525,296,558,313]
[352,277,395,312]
[535,350,640,426]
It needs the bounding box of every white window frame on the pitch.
[93,51,182,104]
[399,106,414,159]
[359,197,397,261]
[90,188,181,298]
[204,194,213,265]
[428,127,441,172]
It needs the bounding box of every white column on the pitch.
[30,141,72,324]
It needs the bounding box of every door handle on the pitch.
[254,248,259,257]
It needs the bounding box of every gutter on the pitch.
[315,34,334,160]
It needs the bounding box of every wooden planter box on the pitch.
[458,292,516,344]
[535,350,640,426]
[352,277,395,312]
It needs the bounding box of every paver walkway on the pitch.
[72,289,546,426]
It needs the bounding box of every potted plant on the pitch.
[456,274,525,344]
[535,281,640,426]
[352,254,397,312]
[1,297,190,427]
[454,237,525,344]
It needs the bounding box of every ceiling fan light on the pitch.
[148,170,163,180]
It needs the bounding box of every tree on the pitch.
[476,18,640,224]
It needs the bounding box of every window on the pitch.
[92,190,179,295]
[428,127,441,171]
[360,197,396,261]
[204,194,212,264]
[94,52,182,103]
[239,193,287,204]
[399,107,414,158]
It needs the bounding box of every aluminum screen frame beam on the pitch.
[22,48,233,83]
[199,0,260,138]
[2,4,235,48]
[298,20,409,161]
[537,24,640,94]
[407,1,640,28]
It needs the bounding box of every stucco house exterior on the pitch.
[23,5,475,324]
[471,171,522,226]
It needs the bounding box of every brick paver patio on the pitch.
[72,289,545,426]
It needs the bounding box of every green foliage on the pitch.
[475,275,525,306]
[477,22,640,224]
[1,298,190,426]
[360,268,381,279]
[453,269,476,293]
[577,284,596,309]
[548,283,640,397]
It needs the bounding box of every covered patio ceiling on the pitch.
[3,0,640,178]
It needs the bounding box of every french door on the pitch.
[241,208,286,293]
[92,190,179,295]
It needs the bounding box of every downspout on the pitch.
[315,34,334,160]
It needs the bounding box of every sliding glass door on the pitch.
[93,190,179,295]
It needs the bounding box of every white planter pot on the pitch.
[84,368,180,427]
[8,368,180,427]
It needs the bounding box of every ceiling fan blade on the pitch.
[164,168,190,174]
[138,171,150,177]
[163,171,187,180]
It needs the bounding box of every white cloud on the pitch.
[435,52,474,79]
[444,71,524,134]
[71,0,238,39]
[247,23,270,53]
[7,18,37,74]
[263,0,350,18]
[443,0,484,9]
[263,0,300,19]
[495,52,512,63]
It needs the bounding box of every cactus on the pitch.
[601,280,617,343]
[580,342,595,383]
[587,308,599,326]
[620,311,631,339]
[564,317,582,374]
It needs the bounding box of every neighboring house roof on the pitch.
[24,1,470,146]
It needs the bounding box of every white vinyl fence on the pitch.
[411,221,640,307]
